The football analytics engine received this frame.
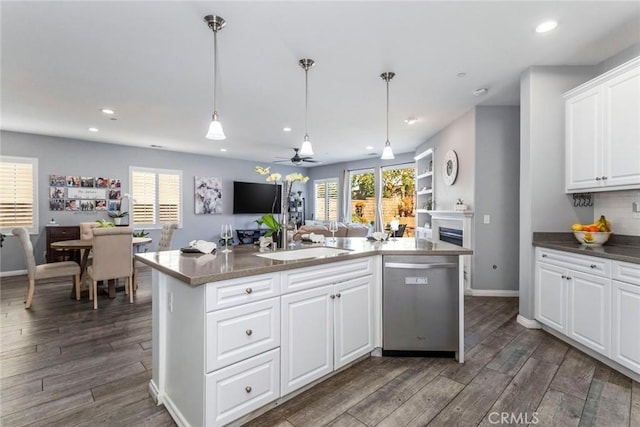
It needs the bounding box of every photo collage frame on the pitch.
[49,175,122,212]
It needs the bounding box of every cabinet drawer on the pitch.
[205,273,280,312]
[206,348,280,427]
[47,226,80,240]
[206,297,280,372]
[613,261,640,286]
[281,257,373,294]
[536,248,610,277]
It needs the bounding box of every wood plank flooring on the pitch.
[1,271,638,426]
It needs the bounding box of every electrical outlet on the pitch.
[633,202,640,219]
[483,214,490,224]
[168,292,173,313]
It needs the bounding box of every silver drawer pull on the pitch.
[384,262,457,270]
[245,288,253,294]
[561,275,566,279]
[566,276,572,280]
[330,294,335,299]
[602,176,608,180]
[590,264,597,269]
[336,293,341,298]
[245,386,252,393]
[245,329,253,336]
[595,177,601,181]
[541,254,547,257]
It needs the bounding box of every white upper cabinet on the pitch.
[565,57,640,193]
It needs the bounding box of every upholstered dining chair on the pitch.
[12,227,81,309]
[133,223,176,289]
[79,222,98,240]
[87,227,133,309]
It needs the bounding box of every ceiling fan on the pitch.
[274,148,319,166]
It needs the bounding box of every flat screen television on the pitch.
[233,181,281,214]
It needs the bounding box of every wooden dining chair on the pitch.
[87,227,133,309]
[393,224,407,237]
[12,227,81,309]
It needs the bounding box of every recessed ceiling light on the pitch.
[220,148,227,152]
[366,146,374,150]
[457,72,467,78]
[101,108,115,115]
[536,20,558,33]
[472,88,489,97]
[88,127,99,132]
[283,127,292,132]
[404,117,418,125]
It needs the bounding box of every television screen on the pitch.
[233,181,282,214]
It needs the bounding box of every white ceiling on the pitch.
[2,1,639,166]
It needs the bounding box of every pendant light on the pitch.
[299,58,315,156]
[380,72,395,160]
[205,15,226,140]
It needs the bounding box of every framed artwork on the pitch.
[50,186,65,198]
[80,177,94,187]
[95,177,109,188]
[66,176,80,187]
[95,199,107,210]
[108,200,121,211]
[50,199,65,211]
[443,150,459,186]
[110,179,121,189]
[49,175,66,186]
[195,176,222,214]
[65,199,80,211]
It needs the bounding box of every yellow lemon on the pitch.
[571,224,582,231]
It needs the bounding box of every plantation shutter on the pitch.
[327,179,338,221]
[158,173,180,224]
[0,157,36,231]
[131,170,156,224]
[314,181,326,221]
[313,178,338,221]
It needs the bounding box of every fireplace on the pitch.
[439,227,463,247]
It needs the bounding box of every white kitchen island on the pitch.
[135,238,472,427]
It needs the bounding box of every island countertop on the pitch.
[135,237,473,286]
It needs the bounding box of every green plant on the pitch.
[133,229,149,238]
[256,213,281,238]
[96,219,115,228]
[108,211,129,218]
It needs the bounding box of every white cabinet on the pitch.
[535,248,611,356]
[564,56,640,192]
[281,272,374,395]
[611,262,640,373]
[414,148,434,239]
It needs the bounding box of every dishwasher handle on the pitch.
[384,262,457,270]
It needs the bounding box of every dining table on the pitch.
[51,237,152,298]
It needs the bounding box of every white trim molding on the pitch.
[517,314,542,329]
[0,269,28,278]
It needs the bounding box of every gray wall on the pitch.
[415,109,476,211]
[0,131,305,273]
[518,66,597,320]
[473,106,520,291]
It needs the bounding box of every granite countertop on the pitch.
[135,237,473,286]
[533,232,640,264]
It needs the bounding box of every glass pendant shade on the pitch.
[381,141,395,160]
[206,113,226,140]
[299,135,314,156]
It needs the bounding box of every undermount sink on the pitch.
[255,247,352,261]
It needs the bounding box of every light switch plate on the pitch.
[483,214,490,224]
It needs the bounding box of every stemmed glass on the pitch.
[328,220,338,242]
[221,224,233,253]
[389,219,399,241]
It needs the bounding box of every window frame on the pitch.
[129,166,182,229]
[313,177,339,222]
[0,155,38,234]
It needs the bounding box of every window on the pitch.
[0,156,38,233]
[314,178,338,221]
[349,169,375,226]
[381,164,415,237]
[130,167,182,227]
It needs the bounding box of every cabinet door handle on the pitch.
[245,329,253,336]
[566,276,572,280]
[561,275,566,279]
[595,177,601,181]
[245,288,253,294]
[541,254,547,258]
[601,176,608,180]
[336,293,341,298]
[590,264,597,269]
[245,386,252,393]
[330,294,335,299]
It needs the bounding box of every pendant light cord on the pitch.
[213,28,218,114]
[386,78,390,143]
[304,67,309,137]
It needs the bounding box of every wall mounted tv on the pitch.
[233,181,282,214]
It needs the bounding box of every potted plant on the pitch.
[108,211,128,225]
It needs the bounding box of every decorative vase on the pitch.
[114,218,122,225]
[279,182,290,248]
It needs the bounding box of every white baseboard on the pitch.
[0,269,27,278]
[517,314,542,329]
[465,289,519,297]
[148,380,160,405]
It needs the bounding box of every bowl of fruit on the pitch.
[571,215,612,247]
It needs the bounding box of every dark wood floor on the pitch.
[1,271,638,426]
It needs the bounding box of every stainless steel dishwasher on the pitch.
[383,255,459,356]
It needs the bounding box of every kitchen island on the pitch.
[136,237,472,427]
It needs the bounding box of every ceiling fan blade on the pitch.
[302,159,319,163]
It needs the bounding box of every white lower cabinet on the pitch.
[535,248,640,376]
[611,261,640,373]
[281,275,374,395]
[567,271,610,355]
